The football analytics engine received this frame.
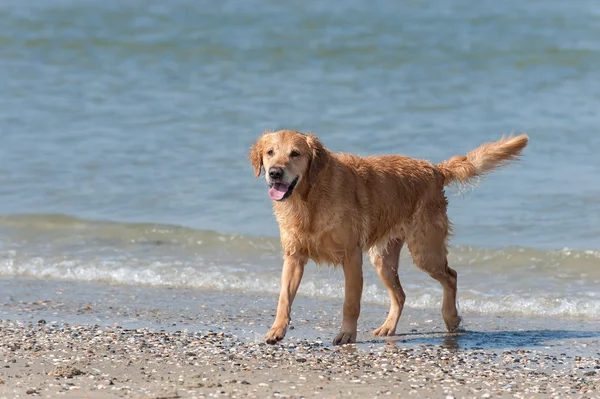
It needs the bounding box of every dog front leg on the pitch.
[265,252,308,344]
[333,247,363,345]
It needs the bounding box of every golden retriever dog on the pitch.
[250,130,528,345]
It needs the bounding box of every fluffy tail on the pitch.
[437,134,529,187]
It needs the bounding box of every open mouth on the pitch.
[268,177,299,201]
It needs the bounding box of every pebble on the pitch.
[0,320,597,398]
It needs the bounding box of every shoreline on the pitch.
[1,278,599,397]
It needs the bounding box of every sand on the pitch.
[0,320,599,399]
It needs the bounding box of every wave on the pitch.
[0,213,280,256]
[1,255,599,320]
[1,213,599,265]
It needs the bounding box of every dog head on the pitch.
[250,130,327,201]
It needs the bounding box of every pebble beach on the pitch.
[1,279,599,399]
[1,321,599,399]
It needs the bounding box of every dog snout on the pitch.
[268,166,284,180]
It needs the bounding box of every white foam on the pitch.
[1,256,599,320]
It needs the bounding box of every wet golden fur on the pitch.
[250,130,528,345]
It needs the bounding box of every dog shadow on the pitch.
[374,329,600,351]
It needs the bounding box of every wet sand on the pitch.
[1,278,599,398]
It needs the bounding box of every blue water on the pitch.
[2,0,600,249]
[0,0,599,320]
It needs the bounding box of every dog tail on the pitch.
[437,134,529,187]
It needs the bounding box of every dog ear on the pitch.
[249,135,265,178]
[306,134,327,184]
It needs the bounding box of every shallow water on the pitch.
[2,278,600,357]
[0,1,599,323]
[1,214,599,320]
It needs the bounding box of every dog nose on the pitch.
[269,167,283,180]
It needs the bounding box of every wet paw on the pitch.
[332,331,356,345]
[264,326,287,344]
[445,315,462,332]
[373,324,396,337]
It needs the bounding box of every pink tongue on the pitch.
[268,183,289,200]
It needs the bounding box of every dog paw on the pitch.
[445,315,462,333]
[332,331,356,345]
[264,326,287,344]
[373,324,396,337]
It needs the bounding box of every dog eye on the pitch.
[290,150,300,157]
[266,149,274,156]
